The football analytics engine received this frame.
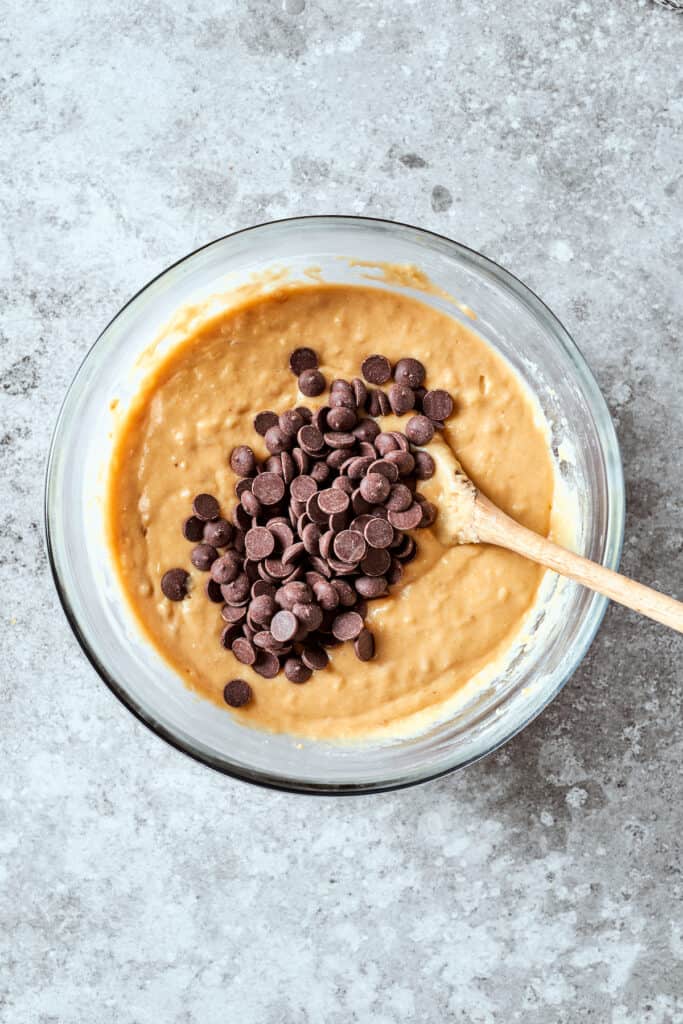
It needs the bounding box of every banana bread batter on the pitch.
[107,284,557,740]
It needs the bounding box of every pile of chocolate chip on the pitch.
[161,348,454,708]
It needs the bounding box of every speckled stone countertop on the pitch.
[2,1,682,1020]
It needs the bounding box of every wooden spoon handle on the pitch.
[473,494,683,633]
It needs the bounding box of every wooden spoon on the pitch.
[426,438,683,634]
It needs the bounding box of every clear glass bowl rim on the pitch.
[45,215,625,795]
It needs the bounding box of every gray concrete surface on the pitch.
[1,1,682,1021]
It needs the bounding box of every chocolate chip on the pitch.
[279,409,304,438]
[161,568,189,601]
[278,454,293,486]
[240,490,262,518]
[361,354,392,385]
[254,651,280,678]
[323,528,340,559]
[388,383,415,416]
[386,483,413,512]
[206,578,224,603]
[351,377,367,408]
[351,488,373,515]
[385,450,415,476]
[292,447,309,475]
[355,575,388,599]
[328,510,349,533]
[333,530,366,564]
[231,504,250,531]
[253,630,280,651]
[359,473,391,504]
[393,358,425,389]
[284,657,312,684]
[282,580,311,604]
[387,559,404,584]
[368,459,399,483]
[327,406,357,431]
[264,426,290,455]
[211,551,242,585]
[289,347,318,375]
[354,628,375,661]
[302,522,321,554]
[405,414,435,445]
[223,679,253,707]
[413,450,435,480]
[332,611,364,641]
[221,572,251,605]
[302,645,329,671]
[331,579,356,607]
[284,568,307,588]
[311,461,330,483]
[314,580,339,610]
[290,504,305,525]
[353,418,380,443]
[389,430,410,451]
[251,579,277,599]
[327,557,357,575]
[365,390,381,417]
[182,516,205,542]
[375,433,399,456]
[296,406,313,423]
[329,389,356,411]
[332,476,354,495]
[264,557,291,579]
[298,424,325,454]
[361,547,391,576]
[318,488,350,515]
[282,541,306,565]
[245,526,276,560]
[376,390,391,415]
[271,609,298,643]
[347,456,375,479]
[220,623,242,649]
[364,517,394,549]
[298,369,326,397]
[312,406,330,432]
[422,389,454,421]
[254,410,279,436]
[309,556,332,579]
[245,559,261,582]
[203,518,233,547]
[326,449,348,471]
[252,472,286,505]
[222,603,247,623]
[306,492,329,525]
[230,445,257,477]
[232,637,256,665]
[192,493,221,520]
[419,500,438,528]
[331,377,355,396]
[324,431,356,450]
[268,521,294,551]
[264,455,285,475]
[190,543,218,571]
[293,602,323,631]
[388,503,424,530]
[290,475,317,503]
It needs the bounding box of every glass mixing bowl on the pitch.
[45,216,624,794]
